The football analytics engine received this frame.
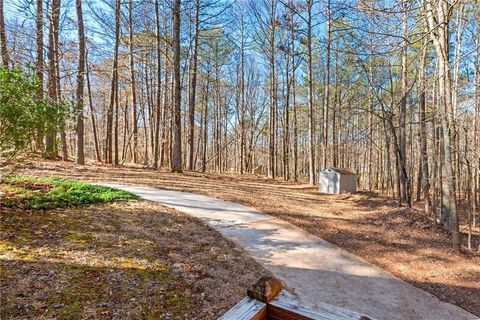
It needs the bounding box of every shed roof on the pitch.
[321,167,356,175]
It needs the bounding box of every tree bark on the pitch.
[240,10,246,175]
[171,0,182,173]
[187,0,200,171]
[473,2,480,230]
[105,0,120,164]
[75,0,86,165]
[86,56,101,162]
[307,0,314,184]
[35,0,44,151]
[283,46,290,180]
[129,0,138,164]
[424,0,460,251]
[45,0,61,158]
[291,15,298,182]
[268,0,277,179]
[0,0,8,68]
[202,63,210,172]
[399,0,410,206]
[418,37,431,215]
[153,0,163,169]
[322,0,331,170]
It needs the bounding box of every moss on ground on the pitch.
[0,175,137,209]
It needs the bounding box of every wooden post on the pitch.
[247,276,283,303]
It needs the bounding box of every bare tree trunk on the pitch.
[0,0,8,68]
[418,37,430,215]
[268,0,277,179]
[170,0,182,172]
[187,0,199,171]
[86,56,101,162]
[153,0,163,169]
[202,64,210,172]
[322,0,331,170]
[240,11,246,175]
[114,73,119,165]
[105,0,120,164]
[160,45,169,168]
[424,0,460,251]
[35,2,43,76]
[283,48,290,180]
[140,80,149,165]
[35,0,44,151]
[307,0,314,184]
[467,149,473,250]
[75,0,86,165]
[291,18,298,182]
[56,51,68,161]
[45,0,61,158]
[214,46,222,172]
[367,30,374,189]
[121,98,129,163]
[332,47,339,169]
[399,0,410,206]
[473,2,480,230]
[129,0,138,164]
[145,57,154,163]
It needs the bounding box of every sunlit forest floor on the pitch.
[5,159,480,316]
[0,181,268,319]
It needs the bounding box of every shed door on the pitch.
[319,172,339,194]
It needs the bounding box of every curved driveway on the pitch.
[104,184,476,320]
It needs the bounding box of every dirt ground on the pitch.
[0,200,269,319]
[10,160,480,317]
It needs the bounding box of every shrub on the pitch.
[0,67,64,166]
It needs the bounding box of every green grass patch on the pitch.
[0,175,138,210]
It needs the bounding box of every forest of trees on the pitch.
[0,0,478,251]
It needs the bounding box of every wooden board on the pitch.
[267,304,313,320]
[268,291,374,320]
[219,296,267,320]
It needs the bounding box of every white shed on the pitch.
[318,168,356,194]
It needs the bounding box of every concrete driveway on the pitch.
[104,184,476,320]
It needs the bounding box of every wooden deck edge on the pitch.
[269,291,374,320]
[219,277,375,320]
[218,296,267,320]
